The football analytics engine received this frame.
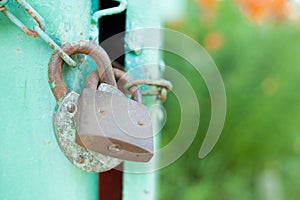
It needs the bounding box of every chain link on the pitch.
[112,62,172,102]
[0,0,76,66]
[124,79,172,102]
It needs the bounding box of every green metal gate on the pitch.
[0,0,161,199]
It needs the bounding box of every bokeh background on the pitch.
[160,0,300,199]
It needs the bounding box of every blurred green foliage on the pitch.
[160,1,300,199]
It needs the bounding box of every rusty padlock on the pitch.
[75,68,154,162]
[49,41,123,172]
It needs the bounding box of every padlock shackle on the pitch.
[86,70,100,90]
[48,41,117,101]
[86,69,143,103]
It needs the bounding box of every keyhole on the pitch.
[67,103,76,113]
[108,144,122,153]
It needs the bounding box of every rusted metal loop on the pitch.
[124,79,173,92]
[16,0,45,30]
[49,41,117,101]
[86,69,143,103]
[1,8,38,37]
[86,70,100,90]
[110,61,172,101]
[1,0,45,37]
[123,79,172,102]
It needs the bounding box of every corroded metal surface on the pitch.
[112,62,171,102]
[16,0,45,30]
[53,91,122,172]
[1,8,39,37]
[124,79,172,101]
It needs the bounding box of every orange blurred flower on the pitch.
[203,31,224,51]
[237,0,287,22]
[196,0,218,8]
[196,0,218,19]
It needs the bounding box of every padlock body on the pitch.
[75,88,153,162]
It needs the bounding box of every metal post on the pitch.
[0,0,99,199]
[123,0,161,199]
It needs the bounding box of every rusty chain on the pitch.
[112,62,172,102]
[0,0,76,66]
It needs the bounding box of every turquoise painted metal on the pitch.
[0,0,9,6]
[123,0,161,199]
[0,0,99,199]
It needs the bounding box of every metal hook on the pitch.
[90,0,127,41]
[91,0,127,24]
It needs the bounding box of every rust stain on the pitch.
[24,7,44,29]
[47,42,55,49]
[22,27,38,37]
